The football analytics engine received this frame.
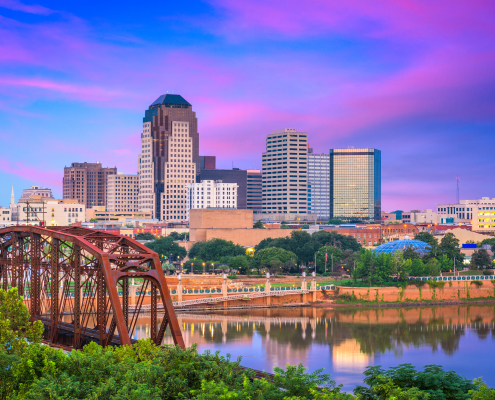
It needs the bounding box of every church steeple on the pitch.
[10,185,14,205]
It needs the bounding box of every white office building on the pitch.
[308,149,330,219]
[187,180,238,210]
[107,173,139,212]
[438,197,495,232]
[262,128,308,214]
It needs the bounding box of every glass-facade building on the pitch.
[329,148,381,222]
[308,150,330,219]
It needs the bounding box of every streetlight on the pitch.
[203,262,205,275]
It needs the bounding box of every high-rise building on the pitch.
[308,150,330,219]
[199,156,216,170]
[437,197,495,232]
[329,148,381,222]
[139,94,199,221]
[106,173,139,212]
[246,169,262,214]
[199,168,247,209]
[63,162,117,208]
[262,129,308,214]
[187,180,238,210]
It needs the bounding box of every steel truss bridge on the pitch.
[0,226,184,350]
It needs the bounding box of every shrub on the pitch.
[227,275,237,279]
[483,270,494,276]
[471,280,483,287]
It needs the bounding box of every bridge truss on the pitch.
[0,226,184,350]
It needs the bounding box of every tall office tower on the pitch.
[199,168,248,209]
[308,149,330,219]
[107,173,139,212]
[63,162,117,208]
[199,156,216,170]
[139,94,199,220]
[246,169,262,213]
[329,148,381,222]
[187,180,238,210]
[262,129,308,214]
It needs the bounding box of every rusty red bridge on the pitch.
[0,225,184,350]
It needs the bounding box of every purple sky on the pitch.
[1,0,495,211]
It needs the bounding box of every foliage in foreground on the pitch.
[1,287,494,400]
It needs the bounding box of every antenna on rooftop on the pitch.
[456,176,460,204]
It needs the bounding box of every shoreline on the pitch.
[312,299,495,308]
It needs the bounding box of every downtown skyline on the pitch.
[1,0,495,211]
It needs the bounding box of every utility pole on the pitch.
[454,257,456,276]
[314,253,317,275]
[331,253,334,273]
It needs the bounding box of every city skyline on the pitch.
[1,1,495,211]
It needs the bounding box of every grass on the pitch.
[333,295,495,305]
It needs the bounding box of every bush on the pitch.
[227,275,237,279]
[483,270,494,275]
[471,280,483,287]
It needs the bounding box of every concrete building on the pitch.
[329,148,381,222]
[188,208,297,248]
[308,149,330,220]
[63,162,117,208]
[138,94,198,220]
[437,198,495,233]
[86,206,152,224]
[19,185,54,201]
[402,209,440,224]
[0,207,12,226]
[12,196,85,226]
[187,180,238,211]
[262,129,308,214]
[246,169,262,214]
[381,223,420,241]
[107,173,139,212]
[199,156,216,170]
[199,168,247,209]
[381,211,397,221]
[324,226,382,246]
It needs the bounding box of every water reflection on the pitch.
[137,305,495,389]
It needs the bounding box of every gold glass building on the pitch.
[329,148,381,222]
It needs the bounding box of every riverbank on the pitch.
[312,297,495,308]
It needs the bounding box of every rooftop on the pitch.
[150,94,191,108]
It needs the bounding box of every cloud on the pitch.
[0,0,55,16]
[0,157,61,188]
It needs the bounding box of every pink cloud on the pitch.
[0,0,55,16]
[0,157,61,189]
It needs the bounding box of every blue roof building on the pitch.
[374,239,431,256]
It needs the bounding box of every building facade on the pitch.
[438,197,495,232]
[63,162,117,208]
[187,180,238,210]
[86,206,152,224]
[199,156,216,170]
[138,94,198,221]
[12,197,85,226]
[106,173,139,212]
[329,148,381,222]
[246,169,262,214]
[20,186,54,200]
[324,226,382,246]
[308,150,330,219]
[199,168,247,209]
[0,207,12,226]
[262,129,308,214]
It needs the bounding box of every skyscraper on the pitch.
[246,169,262,214]
[262,129,308,214]
[329,148,381,222]
[63,162,117,208]
[107,173,139,212]
[139,94,199,221]
[199,156,216,170]
[199,168,247,209]
[308,149,330,219]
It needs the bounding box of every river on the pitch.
[135,305,495,390]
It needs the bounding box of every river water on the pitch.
[136,305,495,390]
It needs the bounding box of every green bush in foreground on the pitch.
[1,288,494,400]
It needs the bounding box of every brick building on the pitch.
[63,162,117,208]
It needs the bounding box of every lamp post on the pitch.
[203,262,205,275]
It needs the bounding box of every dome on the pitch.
[374,239,431,256]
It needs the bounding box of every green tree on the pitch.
[392,251,410,281]
[480,238,495,253]
[228,255,251,274]
[288,230,316,264]
[253,220,264,229]
[409,258,426,277]
[328,219,344,225]
[312,230,361,252]
[425,258,441,276]
[253,247,297,273]
[135,232,157,241]
[0,288,44,355]
[145,236,187,261]
[161,262,175,275]
[471,249,492,269]
[188,239,246,262]
[439,232,464,263]
[315,246,342,273]
[89,218,98,223]
[402,246,420,260]
[414,232,439,258]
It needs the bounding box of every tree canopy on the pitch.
[145,236,187,261]
[471,249,492,269]
[188,238,246,262]
[135,232,157,241]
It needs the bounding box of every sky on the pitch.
[1,0,495,211]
